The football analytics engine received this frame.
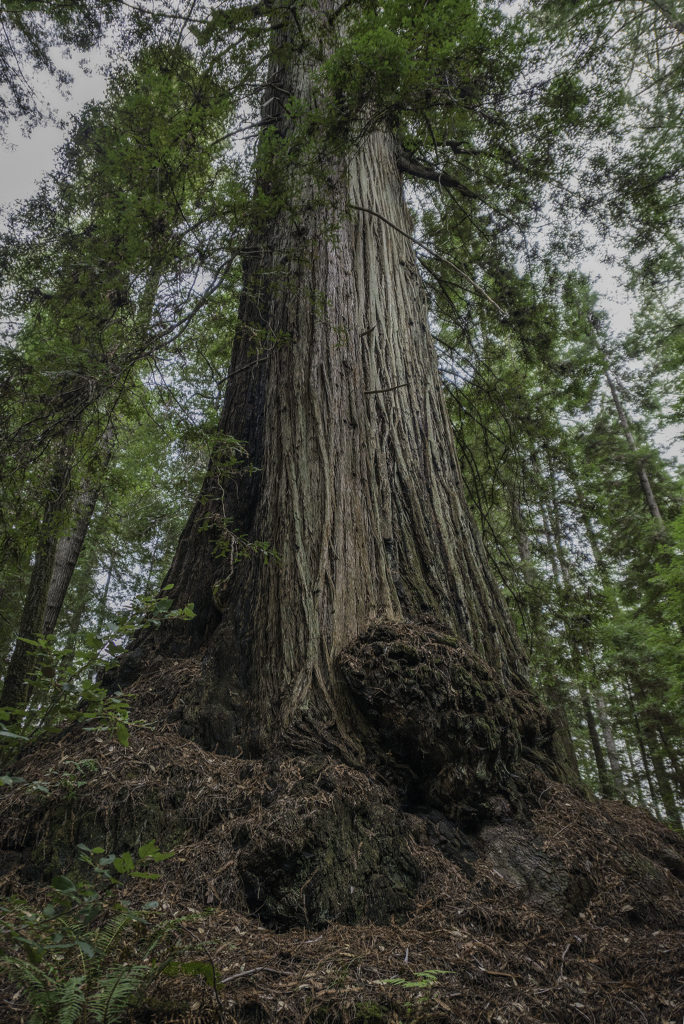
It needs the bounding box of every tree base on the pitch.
[1,638,682,1022]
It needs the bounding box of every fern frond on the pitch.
[90,963,152,1023]
[1,958,56,1023]
[56,974,86,1024]
[93,912,132,963]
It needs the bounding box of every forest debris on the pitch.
[0,664,682,1023]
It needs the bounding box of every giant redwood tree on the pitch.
[162,74,525,752]
[114,0,570,794]
[1,1,682,1020]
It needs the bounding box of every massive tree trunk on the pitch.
[96,65,576,924]
[95,7,578,873]
[163,126,531,756]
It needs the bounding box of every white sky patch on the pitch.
[581,261,634,335]
[1,56,108,210]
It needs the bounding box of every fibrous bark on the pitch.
[143,12,547,781]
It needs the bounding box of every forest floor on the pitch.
[0,656,682,1024]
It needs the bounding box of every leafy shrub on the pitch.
[0,587,194,769]
[0,840,208,1024]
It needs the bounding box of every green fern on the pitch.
[1,844,214,1024]
[3,960,55,1023]
[93,912,135,962]
[90,964,152,1023]
[3,922,161,1023]
[56,975,86,1024]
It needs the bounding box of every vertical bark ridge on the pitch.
[348,134,522,671]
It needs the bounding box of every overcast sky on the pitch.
[1,59,109,209]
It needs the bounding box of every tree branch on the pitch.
[397,151,479,200]
[349,204,506,318]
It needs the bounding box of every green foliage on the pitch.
[447,260,683,815]
[380,969,452,989]
[0,38,240,685]
[0,841,191,1024]
[0,589,194,768]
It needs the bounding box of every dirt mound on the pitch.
[1,653,682,1023]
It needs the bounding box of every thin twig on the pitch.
[364,382,409,395]
[221,965,282,984]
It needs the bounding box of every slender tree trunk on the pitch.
[620,668,681,825]
[1,454,72,707]
[512,495,579,777]
[566,458,680,811]
[535,461,602,787]
[0,574,23,670]
[599,359,665,529]
[38,279,154,640]
[623,740,648,807]
[565,465,629,796]
[579,681,614,797]
[545,447,639,802]
[95,557,114,636]
[1,425,114,707]
[41,424,114,636]
[657,727,684,799]
[564,461,608,573]
[595,693,625,796]
[633,692,683,828]
[621,679,663,819]
[42,469,106,636]
[649,745,682,828]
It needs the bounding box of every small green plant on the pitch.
[0,840,207,1024]
[352,1001,390,1022]
[0,587,195,766]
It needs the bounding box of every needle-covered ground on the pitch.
[0,646,682,1024]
